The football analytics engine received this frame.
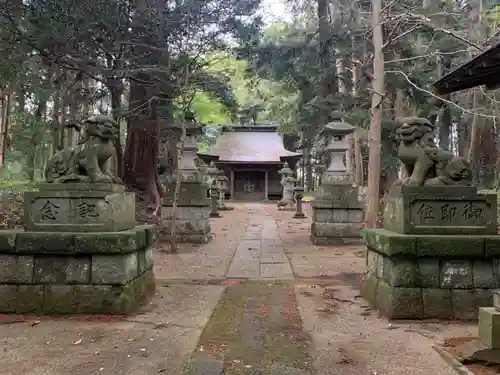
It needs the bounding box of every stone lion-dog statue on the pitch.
[394,116,472,187]
[45,115,123,184]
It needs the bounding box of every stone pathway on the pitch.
[181,204,311,374]
[226,204,293,280]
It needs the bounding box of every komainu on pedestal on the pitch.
[0,115,155,315]
[361,117,498,320]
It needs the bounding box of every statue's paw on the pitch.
[113,176,123,185]
[92,173,114,183]
[406,179,421,186]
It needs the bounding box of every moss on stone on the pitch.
[362,228,417,256]
[360,272,378,307]
[375,281,423,319]
[417,236,484,257]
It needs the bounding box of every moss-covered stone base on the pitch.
[310,234,361,245]
[361,228,498,320]
[0,226,155,315]
[0,270,155,314]
[160,205,212,244]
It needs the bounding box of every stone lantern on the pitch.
[320,116,355,185]
[278,161,296,210]
[310,113,364,245]
[293,186,306,219]
[206,161,222,199]
[216,174,233,211]
[160,111,212,243]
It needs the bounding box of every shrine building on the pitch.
[197,124,302,201]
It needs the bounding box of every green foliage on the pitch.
[485,5,500,26]
[191,91,232,125]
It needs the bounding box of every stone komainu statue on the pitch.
[45,115,123,184]
[394,116,472,187]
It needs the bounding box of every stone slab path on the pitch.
[226,204,293,280]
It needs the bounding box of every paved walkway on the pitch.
[0,202,478,375]
[226,204,293,280]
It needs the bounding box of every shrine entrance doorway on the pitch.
[233,170,266,201]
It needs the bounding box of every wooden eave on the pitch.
[433,42,500,95]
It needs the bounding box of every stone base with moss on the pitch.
[310,185,364,245]
[160,182,212,244]
[0,183,156,315]
[361,185,499,320]
[0,225,156,314]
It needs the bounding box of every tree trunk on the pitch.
[123,79,160,220]
[437,54,452,150]
[108,80,124,179]
[354,130,363,186]
[0,88,11,168]
[317,0,336,124]
[365,0,384,228]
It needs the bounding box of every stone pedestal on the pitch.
[161,183,212,244]
[160,116,212,244]
[361,185,499,320]
[0,183,155,315]
[310,118,363,245]
[24,183,136,232]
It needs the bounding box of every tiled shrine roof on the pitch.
[198,125,302,163]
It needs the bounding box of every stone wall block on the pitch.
[311,222,362,238]
[0,255,34,283]
[382,257,417,287]
[417,258,440,288]
[492,259,500,288]
[347,210,364,223]
[366,250,379,276]
[91,253,138,285]
[312,209,332,223]
[65,256,91,284]
[44,281,141,314]
[360,273,378,306]
[331,210,348,223]
[73,229,145,254]
[362,228,416,257]
[162,206,211,221]
[417,236,484,257]
[0,231,18,252]
[485,237,500,257]
[162,219,210,235]
[473,260,495,288]
[34,256,90,284]
[452,289,492,320]
[440,260,473,288]
[16,232,74,253]
[0,285,17,312]
[145,247,154,270]
[375,281,423,319]
[422,289,453,319]
[17,285,43,313]
[137,248,153,274]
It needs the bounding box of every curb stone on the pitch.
[432,345,475,375]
